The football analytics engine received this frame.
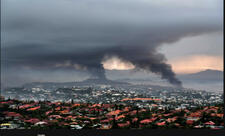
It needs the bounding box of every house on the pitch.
[27,106,41,111]
[34,121,48,126]
[128,110,137,116]
[115,115,125,121]
[166,117,177,123]
[205,121,215,126]
[60,109,70,114]
[3,112,22,120]
[211,113,223,118]
[132,118,138,123]
[100,124,112,129]
[156,121,166,126]
[194,125,203,128]
[140,118,157,124]
[19,104,35,109]
[186,120,194,125]
[49,115,62,119]
[70,125,83,129]
[0,123,18,129]
[186,117,200,121]
[24,118,40,124]
[118,121,130,128]
[106,110,121,116]
[45,110,53,115]
[100,118,113,123]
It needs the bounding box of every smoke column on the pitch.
[2,0,222,87]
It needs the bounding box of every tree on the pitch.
[175,117,186,127]
[112,115,118,129]
[52,104,56,114]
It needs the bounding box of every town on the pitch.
[0,82,224,129]
[1,81,223,109]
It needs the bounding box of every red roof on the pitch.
[139,109,147,112]
[72,104,81,107]
[107,110,121,116]
[189,112,201,117]
[100,118,113,123]
[60,109,70,114]
[216,114,223,118]
[163,113,172,117]
[64,115,73,120]
[27,106,40,111]
[102,104,112,108]
[100,124,112,129]
[115,115,125,120]
[140,119,152,124]
[118,121,130,128]
[19,104,35,109]
[205,121,215,125]
[4,112,22,117]
[91,104,101,107]
[151,104,158,107]
[89,117,97,120]
[129,110,137,115]
[55,107,61,111]
[156,121,166,126]
[24,118,40,124]
[140,118,157,124]
[89,108,103,112]
[175,123,181,127]
[49,115,62,119]
[0,101,13,104]
[132,117,138,123]
[45,110,52,115]
[123,107,130,112]
[166,117,177,123]
[186,120,194,125]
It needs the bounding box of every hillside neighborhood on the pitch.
[1,96,223,129]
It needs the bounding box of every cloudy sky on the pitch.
[1,0,223,87]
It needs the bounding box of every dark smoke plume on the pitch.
[104,38,183,87]
[3,39,182,87]
[2,0,222,87]
[3,26,221,87]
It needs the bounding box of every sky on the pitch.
[1,0,223,87]
[160,31,223,74]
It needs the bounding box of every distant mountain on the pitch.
[22,78,130,89]
[11,69,224,92]
[176,69,223,92]
[82,78,129,85]
[178,69,223,81]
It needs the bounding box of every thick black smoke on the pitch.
[1,0,223,87]
[2,25,222,87]
[107,46,182,87]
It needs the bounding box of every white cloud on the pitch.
[169,55,223,74]
[102,56,135,70]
